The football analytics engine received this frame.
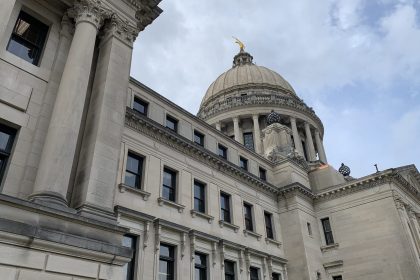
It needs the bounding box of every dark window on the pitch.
[125,152,143,189]
[244,202,253,231]
[259,167,267,181]
[194,252,207,280]
[321,218,335,245]
[239,156,248,171]
[122,235,137,280]
[250,267,260,280]
[332,276,343,280]
[272,273,282,280]
[224,260,235,280]
[166,115,178,132]
[218,144,227,159]
[133,97,148,115]
[194,130,205,146]
[7,11,49,65]
[194,180,206,213]
[264,212,274,239]
[159,244,175,280]
[243,132,254,151]
[220,192,231,223]
[162,168,177,202]
[307,222,312,236]
[0,124,16,185]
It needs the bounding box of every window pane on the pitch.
[243,132,254,151]
[0,131,12,151]
[194,131,204,146]
[133,98,148,115]
[124,172,137,188]
[126,155,140,173]
[250,267,259,280]
[122,235,137,280]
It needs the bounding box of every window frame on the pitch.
[243,202,254,232]
[218,144,228,160]
[122,234,138,280]
[194,252,208,280]
[264,211,274,239]
[159,243,175,280]
[259,167,267,181]
[224,260,236,280]
[162,167,177,202]
[0,124,17,188]
[193,180,206,213]
[193,130,205,147]
[133,96,148,116]
[166,114,178,132]
[321,217,335,245]
[272,273,282,280]
[242,132,255,151]
[124,151,144,189]
[250,266,260,280]
[220,191,232,223]
[239,156,248,171]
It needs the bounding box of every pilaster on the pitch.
[304,122,316,161]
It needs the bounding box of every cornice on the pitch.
[125,108,279,194]
[133,0,163,31]
[278,182,316,200]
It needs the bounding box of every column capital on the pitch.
[60,14,74,38]
[233,116,239,122]
[68,0,112,29]
[252,114,259,120]
[102,14,140,46]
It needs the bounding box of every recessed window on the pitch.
[218,144,227,160]
[194,180,206,213]
[307,222,312,236]
[122,235,137,280]
[239,156,248,171]
[250,267,260,280]
[321,217,335,245]
[220,192,231,223]
[259,167,267,181]
[332,276,343,280]
[0,124,16,185]
[166,115,178,132]
[264,211,274,239]
[224,260,235,280]
[243,132,254,151]
[194,130,205,146]
[243,202,254,231]
[162,167,177,202]
[133,97,148,115]
[7,11,49,65]
[159,244,175,280]
[125,152,144,189]
[272,273,282,280]
[194,252,207,280]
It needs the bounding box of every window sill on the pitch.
[243,229,262,240]
[157,197,185,213]
[118,183,151,201]
[190,210,214,224]
[320,243,339,252]
[218,220,239,232]
[265,238,282,248]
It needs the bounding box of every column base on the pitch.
[28,191,76,214]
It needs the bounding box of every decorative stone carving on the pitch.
[212,242,217,267]
[180,232,186,259]
[102,14,140,46]
[143,221,150,248]
[266,110,282,125]
[262,123,293,159]
[190,232,196,260]
[68,0,112,29]
[339,163,351,177]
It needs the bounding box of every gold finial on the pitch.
[232,36,245,52]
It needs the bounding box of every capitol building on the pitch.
[0,0,419,280]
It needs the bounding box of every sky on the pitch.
[130,0,420,178]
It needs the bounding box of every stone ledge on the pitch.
[243,229,262,240]
[190,210,214,223]
[323,260,343,269]
[119,183,151,201]
[157,197,185,213]
[320,243,339,252]
[265,237,282,247]
[218,220,239,232]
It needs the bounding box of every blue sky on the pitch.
[131,0,420,177]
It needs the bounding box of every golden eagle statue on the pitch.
[232,37,245,52]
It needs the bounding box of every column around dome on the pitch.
[216,121,221,131]
[315,130,327,163]
[252,114,262,154]
[290,117,304,157]
[304,122,316,161]
[233,117,241,143]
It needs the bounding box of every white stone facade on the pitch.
[0,1,419,280]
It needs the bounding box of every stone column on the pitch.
[290,117,304,156]
[31,0,111,209]
[233,117,241,143]
[252,114,262,154]
[314,130,327,163]
[72,14,139,220]
[216,121,221,131]
[304,122,316,161]
[0,0,16,41]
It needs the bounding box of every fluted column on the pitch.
[252,114,262,154]
[233,117,241,143]
[314,130,327,163]
[31,0,111,209]
[216,121,221,131]
[290,117,304,156]
[304,122,316,161]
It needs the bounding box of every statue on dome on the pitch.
[233,36,245,52]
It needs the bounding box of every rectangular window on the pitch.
[321,218,335,245]
[162,167,177,202]
[264,212,274,239]
[0,124,16,185]
[166,115,178,132]
[272,273,282,280]
[159,244,175,280]
[218,144,227,160]
[133,97,148,115]
[332,276,343,280]
[194,180,206,213]
[224,260,235,280]
[250,267,260,280]
[307,222,312,236]
[239,156,248,171]
[259,167,267,181]
[122,235,137,280]
[194,252,207,280]
[194,130,205,146]
[243,132,254,151]
[220,192,231,223]
[7,11,49,65]
[243,202,254,231]
[125,152,144,189]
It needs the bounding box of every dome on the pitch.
[200,50,296,107]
